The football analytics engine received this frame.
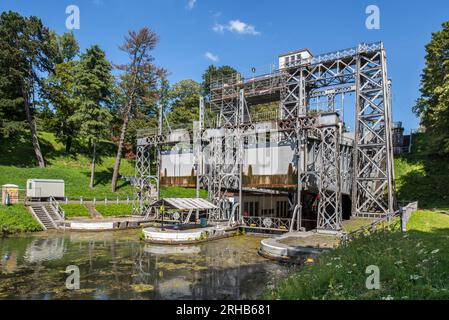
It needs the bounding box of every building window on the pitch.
[261,208,274,216]
[244,201,259,216]
[276,201,288,218]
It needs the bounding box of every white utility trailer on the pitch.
[26,179,65,200]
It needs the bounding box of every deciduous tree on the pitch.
[414,21,449,155]
[111,27,165,192]
[41,32,80,153]
[167,79,201,128]
[0,11,56,167]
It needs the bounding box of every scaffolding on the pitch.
[134,41,396,232]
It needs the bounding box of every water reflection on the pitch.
[0,230,294,300]
[0,250,17,274]
[24,237,65,263]
[143,244,201,255]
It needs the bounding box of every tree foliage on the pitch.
[414,21,449,155]
[74,45,113,188]
[0,11,244,193]
[41,32,80,152]
[111,27,165,191]
[0,11,56,167]
[167,79,201,128]
[74,45,113,141]
[201,64,238,96]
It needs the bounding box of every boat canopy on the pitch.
[150,198,217,211]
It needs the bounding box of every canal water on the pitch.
[0,230,295,299]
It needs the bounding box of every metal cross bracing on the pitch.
[352,47,396,218]
[134,41,396,231]
[275,42,396,226]
[202,89,251,221]
[280,68,306,118]
[317,126,342,230]
[134,128,193,218]
[133,141,158,217]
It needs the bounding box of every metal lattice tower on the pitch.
[352,46,395,217]
[134,41,396,231]
[317,126,342,230]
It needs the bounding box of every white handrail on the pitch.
[49,196,65,221]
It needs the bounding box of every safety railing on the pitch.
[157,211,191,222]
[340,213,399,246]
[63,196,132,205]
[309,42,382,65]
[137,123,192,138]
[242,216,290,231]
[340,201,419,246]
[49,196,65,221]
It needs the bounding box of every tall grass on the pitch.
[265,210,449,300]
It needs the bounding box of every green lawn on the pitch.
[0,131,206,200]
[265,210,449,300]
[0,205,43,235]
[0,131,135,199]
[95,204,133,217]
[342,218,376,233]
[394,132,449,209]
[0,131,206,233]
[60,204,91,218]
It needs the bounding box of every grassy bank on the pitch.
[95,204,133,217]
[265,210,449,300]
[59,204,133,218]
[0,205,43,235]
[0,131,206,200]
[60,204,91,218]
[0,132,135,199]
[394,132,449,209]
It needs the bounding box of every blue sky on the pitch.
[1,0,449,132]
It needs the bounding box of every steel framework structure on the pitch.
[134,41,396,231]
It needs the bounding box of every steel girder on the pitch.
[317,126,342,230]
[203,90,249,220]
[280,68,306,118]
[280,42,395,228]
[352,47,395,217]
[133,143,158,217]
[134,42,395,231]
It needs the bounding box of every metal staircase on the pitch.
[44,203,62,222]
[29,204,57,230]
[28,197,66,230]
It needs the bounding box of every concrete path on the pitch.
[85,204,102,218]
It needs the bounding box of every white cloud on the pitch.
[213,23,225,33]
[212,19,260,36]
[204,51,219,62]
[187,0,197,10]
[228,20,260,35]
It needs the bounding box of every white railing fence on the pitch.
[49,196,65,221]
[64,196,131,205]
